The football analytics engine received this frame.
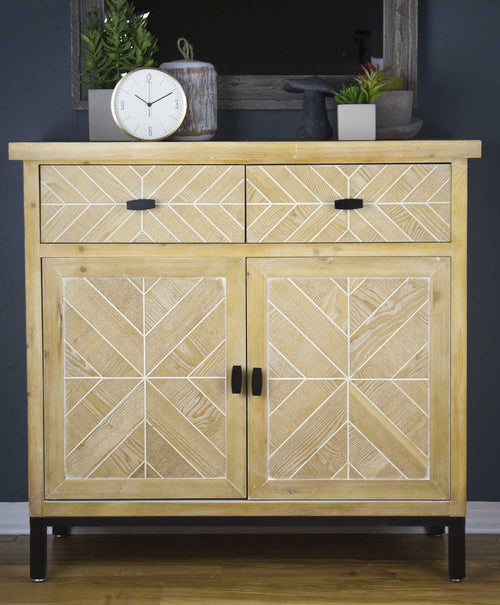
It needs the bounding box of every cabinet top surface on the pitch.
[9,140,481,164]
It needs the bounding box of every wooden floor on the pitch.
[0,533,499,604]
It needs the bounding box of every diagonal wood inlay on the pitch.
[41,164,245,243]
[247,164,451,243]
[349,384,428,478]
[269,382,347,479]
[265,274,432,482]
[62,275,228,480]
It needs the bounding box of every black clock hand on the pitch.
[147,79,152,117]
[135,94,150,106]
[150,92,173,105]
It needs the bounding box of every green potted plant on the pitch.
[334,63,389,140]
[81,0,158,140]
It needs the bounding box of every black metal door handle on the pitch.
[231,365,243,394]
[334,198,363,210]
[126,198,156,210]
[251,368,263,396]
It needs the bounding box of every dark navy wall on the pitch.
[417,0,500,500]
[0,0,498,500]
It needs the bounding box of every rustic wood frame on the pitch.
[71,0,418,110]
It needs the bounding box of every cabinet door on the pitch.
[247,257,450,500]
[43,258,246,499]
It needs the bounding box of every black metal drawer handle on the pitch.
[334,198,363,210]
[251,368,263,397]
[126,199,156,210]
[231,365,243,394]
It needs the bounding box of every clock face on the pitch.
[111,68,187,141]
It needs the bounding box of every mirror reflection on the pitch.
[134,0,384,75]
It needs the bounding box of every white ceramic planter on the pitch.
[337,104,376,141]
[88,89,134,141]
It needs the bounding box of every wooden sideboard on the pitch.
[9,140,481,581]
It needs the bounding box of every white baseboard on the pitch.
[466,502,500,533]
[1,501,499,535]
[0,502,29,535]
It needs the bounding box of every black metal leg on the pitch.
[25,515,464,582]
[52,525,70,538]
[427,525,445,537]
[448,517,466,582]
[30,518,47,582]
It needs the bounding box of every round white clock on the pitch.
[111,68,187,141]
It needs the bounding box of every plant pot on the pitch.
[374,90,413,128]
[88,89,134,141]
[337,104,376,140]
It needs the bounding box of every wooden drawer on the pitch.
[40,164,245,243]
[247,164,451,243]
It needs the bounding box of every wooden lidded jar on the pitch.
[160,58,217,141]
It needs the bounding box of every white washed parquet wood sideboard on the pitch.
[9,140,481,581]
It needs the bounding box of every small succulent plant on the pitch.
[334,63,390,104]
[81,0,158,89]
[333,85,367,104]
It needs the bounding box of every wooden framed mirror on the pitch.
[71,0,417,110]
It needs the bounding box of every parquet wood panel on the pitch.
[267,274,431,481]
[40,165,245,243]
[247,164,451,243]
[64,274,226,479]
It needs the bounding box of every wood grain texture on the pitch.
[38,499,461,517]
[450,160,469,515]
[39,242,454,260]
[247,257,449,500]
[43,258,246,499]
[8,141,482,163]
[40,165,244,243]
[2,534,500,603]
[23,162,44,515]
[218,75,361,110]
[10,140,477,522]
[164,65,217,138]
[385,0,419,103]
[247,164,451,243]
